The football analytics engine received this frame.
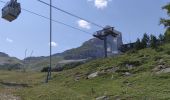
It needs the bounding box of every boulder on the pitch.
[125,64,133,70]
[152,65,167,71]
[96,96,109,100]
[74,72,84,81]
[123,72,132,76]
[74,76,81,81]
[158,59,164,64]
[106,67,118,73]
[87,72,99,79]
[156,68,170,74]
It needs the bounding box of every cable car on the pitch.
[1,0,21,22]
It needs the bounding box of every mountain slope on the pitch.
[0,43,170,99]
[54,38,104,60]
[0,52,22,70]
[24,38,104,71]
[23,56,63,71]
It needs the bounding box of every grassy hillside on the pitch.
[24,56,63,71]
[0,52,22,70]
[0,43,170,99]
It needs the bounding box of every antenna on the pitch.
[23,49,27,72]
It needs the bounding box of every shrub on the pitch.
[41,67,49,72]
[62,62,84,70]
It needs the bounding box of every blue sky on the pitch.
[0,0,169,59]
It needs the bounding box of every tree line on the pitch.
[133,3,170,50]
[134,33,164,50]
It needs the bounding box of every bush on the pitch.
[62,62,84,70]
[127,49,138,54]
[166,51,170,55]
[52,67,64,72]
[41,67,49,72]
[155,47,164,52]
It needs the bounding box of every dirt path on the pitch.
[0,93,20,100]
[0,82,25,100]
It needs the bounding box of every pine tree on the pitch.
[158,34,165,44]
[150,34,158,49]
[141,33,150,48]
[161,3,170,42]
[135,38,142,50]
[164,28,170,42]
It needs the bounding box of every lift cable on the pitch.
[37,0,104,29]
[22,8,93,35]
[0,0,93,35]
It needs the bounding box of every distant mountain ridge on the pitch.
[0,52,22,70]
[24,38,105,71]
[55,38,105,60]
[0,52,9,57]
[0,38,105,71]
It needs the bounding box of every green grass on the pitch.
[1,43,170,100]
[26,56,63,71]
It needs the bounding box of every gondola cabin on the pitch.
[1,0,21,22]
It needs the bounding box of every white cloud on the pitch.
[88,0,111,9]
[77,20,91,29]
[48,41,58,47]
[6,38,13,43]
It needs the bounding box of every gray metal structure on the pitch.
[93,26,122,57]
[2,0,21,22]
[45,0,52,83]
[106,30,123,56]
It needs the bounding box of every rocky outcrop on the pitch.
[152,64,170,74]
[96,96,109,100]
[152,65,167,72]
[0,93,20,100]
[156,67,170,74]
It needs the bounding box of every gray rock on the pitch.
[163,68,170,73]
[159,59,164,64]
[106,67,118,73]
[126,64,133,70]
[124,72,132,76]
[153,65,167,71]
[0,93,20,100]
[114,96,121,100]
[74,76,80,81]
[87,72,99,79]
[96,96,109,100]
[156,68,170,74]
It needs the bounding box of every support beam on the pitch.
[46,0,52,83]
[93,26,117,58]
[104,37,107,58]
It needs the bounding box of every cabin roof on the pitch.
[93,27,121,40]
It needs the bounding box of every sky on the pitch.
[0,0,169,59]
